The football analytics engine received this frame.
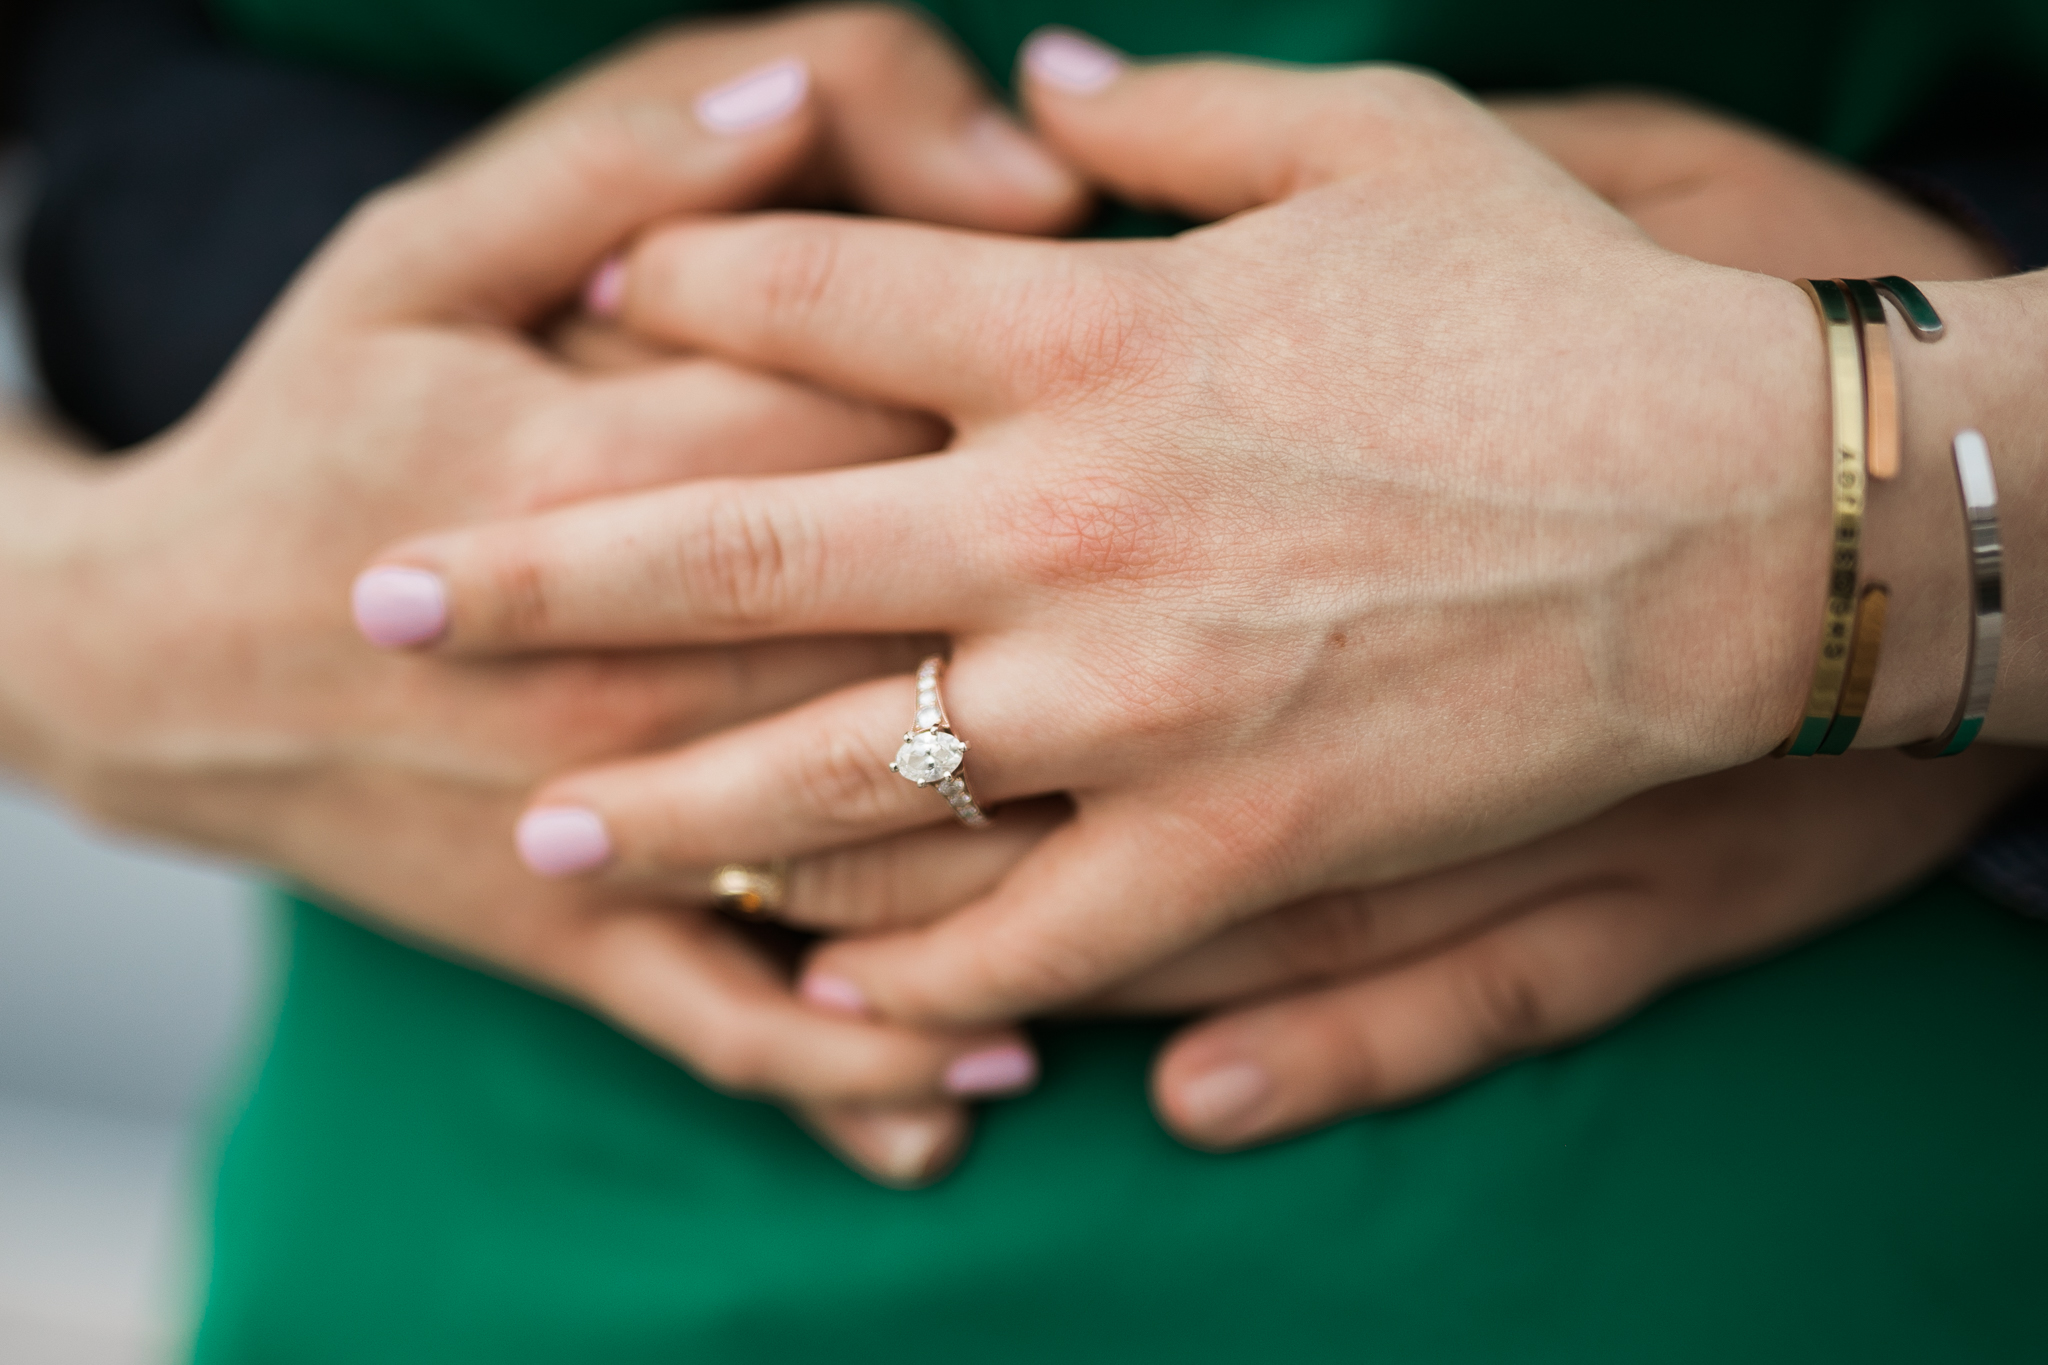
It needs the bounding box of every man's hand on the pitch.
[1493,91,2005,281]
[0,6,1091,1186]
[1119,748,2046,1145]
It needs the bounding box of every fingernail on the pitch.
[695,57,809,134]
[964,112,1076,202]
[516,806,612,877]
[800,972,869,1017]
[351,567,447,648]
[869,1113,952,1185]
[583,256,625,317]
[1023,28,1124,94]
[944,1045,1037,1097]
[1176,1062,1272,1138]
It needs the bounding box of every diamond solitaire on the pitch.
[893,729,965,784]
[888,656,989,826]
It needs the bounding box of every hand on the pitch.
[1112,747,2047,1145]
[1492,91,2006,281]
[1093,90,2034,1150]
[365,42,1862,1045]
[0,7,1093,1186]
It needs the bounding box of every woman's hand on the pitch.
[1103,88,2036,1149]
[372,43,1850,1038]
[705,84,2044,1151]
[1118,747,2047,1145]
[0,7,1093,1186]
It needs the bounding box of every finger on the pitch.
[576,798,1064,932]
[361,635,932,775]
[758,4,1088,233]
[778,799,1064,932]
[797,798,1279,1028]
[363,455,1004,653]
[508,359,945,508]
[325,56,824,325]
[543,7,1085,234]
[796,1101,971,1189]
[1090,816,1631,1012]
[617,212,1080,415]
[515,668,1082,873]
[1486,92,1730,206]
[561,905,1040,1106]
[1151,885,1690,1149]
[1018,30,1501,218]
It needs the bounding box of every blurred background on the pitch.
[0,141,265,1365]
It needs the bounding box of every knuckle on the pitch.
[1457,951,1556,1056]
[675,485,815,630]
[813,4,937,82]
[1011,257,1158,401]
[1308,1004,1395,1108]
[1353,63,1464,116]
[1167,781,1323,883]
[751,220,847,340]
[791,846,900,931]
[787,726,902,831]
[473,535,559,644]
[964,922,1105,1011]
[1269,893,1381,980]
[1007,471,1172,589]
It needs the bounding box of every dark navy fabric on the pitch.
[16,0,484,448]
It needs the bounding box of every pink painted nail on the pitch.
[944,1045,1038,1097]
[695,58,809,135]
[351,567,447,648]
[1176,1062,1271,1137]
[515,806,612,878]
[583,256,625,317]
[1023,28,1125,94]
[800,973,869,1017]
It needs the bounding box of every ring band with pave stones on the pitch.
[888,656,989,826]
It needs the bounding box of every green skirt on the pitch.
[191,879,2048,1363]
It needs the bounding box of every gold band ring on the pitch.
[708,861,790,917]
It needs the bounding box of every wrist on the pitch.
[1653,268,1835,768]
[0,411,139,788]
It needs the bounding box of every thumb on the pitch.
[1017,28,1495,222]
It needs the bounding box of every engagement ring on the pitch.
[889,656,989,826]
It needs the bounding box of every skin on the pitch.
[373,43,2048,1157]
[8,21,2039,1182]
[0,6,1104,1186]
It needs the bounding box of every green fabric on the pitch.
[194,882,2048,1363]
[186,1,2048,1357]
[207,0,2048,155]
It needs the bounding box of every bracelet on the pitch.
[1819,584,1889,754]
[1780,279,1867,757]
[1780,277,1948,757]
[1814,281,1895,752]
[1907,429,2003,758]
